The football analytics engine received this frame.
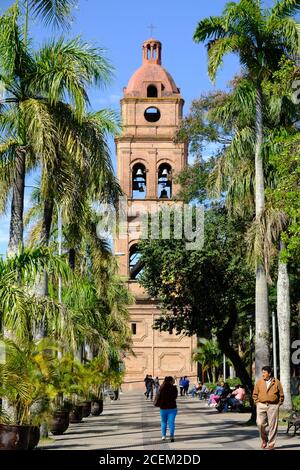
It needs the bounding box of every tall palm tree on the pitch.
[0,7,113,258]
[209,77,297,408]
[1,0,82,256]
[194,0,300,379]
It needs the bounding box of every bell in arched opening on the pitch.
[132,163,146,199]
[158,163,172,199]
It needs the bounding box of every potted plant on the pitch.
[0,339,46,450]
[47,357,72,435]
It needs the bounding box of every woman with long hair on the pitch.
[157,376,178,442]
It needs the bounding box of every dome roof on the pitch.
[125,63,179,96]
[124,38,180,98]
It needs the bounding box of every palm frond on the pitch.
[207,36,240,81]
[28,0,77,28]
[270,0,300,20]
[194,15,227,43]
[32,37,113,115]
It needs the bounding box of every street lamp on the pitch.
[223,354,226,381]
[249,323,253,382]
[56,202,63,303]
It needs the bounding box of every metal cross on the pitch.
[147,24,156,37]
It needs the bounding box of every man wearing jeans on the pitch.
[252,366,284,450]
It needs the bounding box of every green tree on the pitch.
[193,0,300,378]
[139,207,255,402]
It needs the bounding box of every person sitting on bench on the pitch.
[199,383,209,400]
[223,384,245,412]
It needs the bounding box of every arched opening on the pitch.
[147,45,151,60]
[129,244,144,280]
[158,163,172,199]
[147,85,158,98]
[132,163,146,199]
[144,107,160,122]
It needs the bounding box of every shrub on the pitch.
[292,395,300,411]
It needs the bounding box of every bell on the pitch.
[138,184,145,192]
[161,168,168,177]
[159,188,168,199]
[136,168,143,177]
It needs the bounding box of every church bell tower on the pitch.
[115,38,196,389]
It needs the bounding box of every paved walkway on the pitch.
[41,393,300,450]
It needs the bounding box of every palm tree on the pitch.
[0,7,113,259]
[0,246,73,342]
[177,63,299,407]
[193,339,222,383]
[194,0,300,379]
[209,79,296,409]
[1,0,76,255]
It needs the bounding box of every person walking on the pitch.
[157,376,178,442]
[154,376,160,394]
[252,366,284,450]
[179,377,184,396]
[183,376,190,396]
[144,374,149,397]
[145,375,155,400]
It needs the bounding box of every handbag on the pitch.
[153,392,161,407]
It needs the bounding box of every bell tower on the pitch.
[115,39,196,389]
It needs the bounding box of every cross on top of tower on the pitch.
[147,24,156,37]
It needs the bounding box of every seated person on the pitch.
[223,385,245,412]
[191,383,201,397]
[215,383,232,411]
[208,382,224,406]
[199,383,209,400]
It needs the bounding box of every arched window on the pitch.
[147,85,158,98]
[158,163,172,199]
[129,244,144,280]
[132,163,146,199]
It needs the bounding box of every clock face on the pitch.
[144,107,161,122]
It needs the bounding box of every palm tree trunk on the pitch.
[254,85,269,380]
[34,198,54,339]
[36,197,55,438]
[35,197,54,297]
[7,149,25,257]
[277,240,292,410]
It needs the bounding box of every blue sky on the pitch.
[0,0,278,255]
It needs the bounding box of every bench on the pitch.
[283,411,300,436]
